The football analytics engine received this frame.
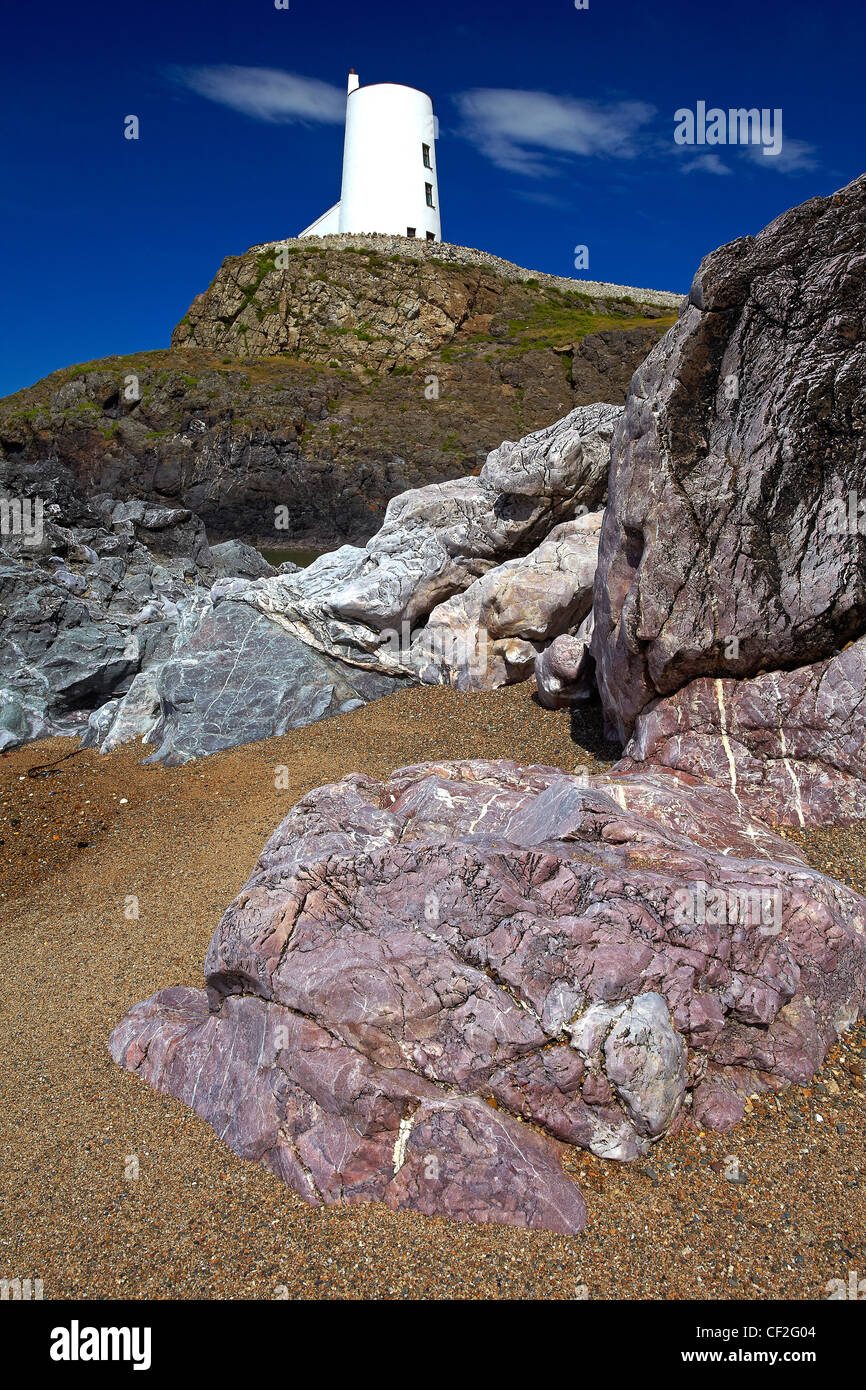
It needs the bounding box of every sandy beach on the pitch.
[1,681,863,1301]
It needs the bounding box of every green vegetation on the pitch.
[506,293,676,352]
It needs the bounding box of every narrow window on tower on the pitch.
[407,227,416,238]
[422,143,432,168]
[425,183,434,208]
[426,231,435,242]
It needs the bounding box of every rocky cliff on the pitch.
[171,234,680,368]
[0,243,676,547]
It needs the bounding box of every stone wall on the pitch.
[250,233,684,310]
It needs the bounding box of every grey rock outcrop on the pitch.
[0,461,217,748]
[91,595,404,766]
[1,402,618,756]
[1,456,367,759]
[410,513,601,689]
[238,405,620,678]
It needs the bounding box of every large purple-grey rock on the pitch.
[111,758,866,1229]
[110,987,585,1233]
[593,175,866,742]
[613,634,866,826]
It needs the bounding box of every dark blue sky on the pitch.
[1,0,862,397]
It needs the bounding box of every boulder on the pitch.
[111,757,866,1229]
[593,175,866,742]
[613,634,866,826]
[410,513,602,689]
[92,595,405,766]
[209,539,276,580]
[239,404,621,676]
[534,614,595,709]
[93,498,215,575]
[479,401,617,511]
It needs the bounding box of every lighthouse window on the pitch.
[426,231,435,242]
[422,143,432,168]
[425,183,435,208]
[406,227,416,238]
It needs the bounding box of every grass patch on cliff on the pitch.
[506,297,677,351]
[0,349,335,428]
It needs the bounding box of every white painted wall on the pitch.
[299,76,440,242]
[339,82,440,241]
[298,202,341,238]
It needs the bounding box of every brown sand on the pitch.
[0,682,863,1300]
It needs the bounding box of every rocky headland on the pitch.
[0,241,677,549]
[3,179,865,1240]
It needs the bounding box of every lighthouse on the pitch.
[299,71,441,242]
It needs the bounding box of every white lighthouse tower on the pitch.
[299,71,441,242]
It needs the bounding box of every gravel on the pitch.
[0,682,862,1300]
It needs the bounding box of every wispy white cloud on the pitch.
[671,128,818,177]
[676,139,819,176]
[680,153,733,176]
[453,89,656,177]
[744,137,819,173]
[513,187,572,209]
[173,66,345,124]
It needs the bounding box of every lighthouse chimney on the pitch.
[347,69,359,94]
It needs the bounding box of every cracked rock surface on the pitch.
[410,513,602,689]
[235,404,620,680]
[92,596,405,767]
[592,174,866,742]
[111,757,866,1231]
[614,635,866,826]
[534,617,596,709]
[0,459,217,749]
